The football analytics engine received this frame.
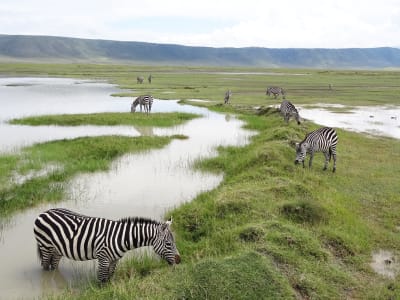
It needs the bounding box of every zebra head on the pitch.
[294,142,308,167]
[153,219,181,265]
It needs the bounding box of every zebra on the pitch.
[224,90,232,104]
[33,208,181,283]
[266,87,285,99]
[131,95,153,114]
[137,76,144,84]
[280,100,301,125]
[295,127,338,172]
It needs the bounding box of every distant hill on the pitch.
[1,34,399,68]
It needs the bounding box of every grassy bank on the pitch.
[50,106,400,299]
[1,63,399,299]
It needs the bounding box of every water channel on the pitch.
[0,77,254,299]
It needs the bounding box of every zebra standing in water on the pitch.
[131,95,154,114]
[280,100,301,125]
[34,208,181,283]
[224,90,232,104]
[295,127,338,172]
[266,87,285,99]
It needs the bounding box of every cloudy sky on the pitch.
[1,0,399,48]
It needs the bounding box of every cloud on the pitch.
[0,0,399,48]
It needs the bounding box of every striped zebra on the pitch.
[34,208,181,283]
[280,100,301,125]
[295,127,338,172]
[131,95,154,114]
[137,76,144,84]
[266,87,285,99]
[224,89,232,104]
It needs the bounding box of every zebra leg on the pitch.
[332,152,337,173]
[308,153,314,169]
[323,151,330,171]
[49,251,62,270]
[109,259,119,279]
[97,257,111,283]
[38,246,55,270]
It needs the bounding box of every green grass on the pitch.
[0,63,400,299]
[9,112,199,127]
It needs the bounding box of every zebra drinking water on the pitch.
[224,90,232,104]
[33,208,181,283]
[266,87,285,99]
[131,95,154,114]
[280,100,301,125]
[294,127,338,172]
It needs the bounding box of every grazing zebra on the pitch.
[266,87,285,99]
[280,100,301,125]
[295,127,338,172]
[224,90,232,104]
[131,95,154,114]
[137,76,144,84]
[33,208,181,283]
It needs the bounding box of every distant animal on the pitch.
[148,74,152,84]
[137,76,144,84]
[33,208,181,283]
[266,87,285,99]
[280,100,301,125]
[295,127,338,172]
[131,95,154,114]
[224,90,232,104]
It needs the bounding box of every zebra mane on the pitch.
[119,216,161,226]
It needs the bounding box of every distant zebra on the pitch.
[280,100,301,125]
[137,76,144,84]
[224,90,232,104]
[148,74,152,84]
[33,208,181,283]
[266,87,285,99]
[295,127,338,172]
[131,95,154,114]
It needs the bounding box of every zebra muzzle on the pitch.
[174,254,181,264]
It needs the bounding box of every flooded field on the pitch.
[0,78,254,299]
[299,104,400,139]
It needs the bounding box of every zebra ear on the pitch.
[166,217,173,226]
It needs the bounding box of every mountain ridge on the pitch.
[0,34,399,68]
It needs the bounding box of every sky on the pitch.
[1,0,400,48]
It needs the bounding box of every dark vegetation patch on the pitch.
[280,201,329,225]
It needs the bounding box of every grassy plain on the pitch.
[0,63,400,299]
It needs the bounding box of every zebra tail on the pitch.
[329,148,332,162]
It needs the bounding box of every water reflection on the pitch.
[0,77,255,299]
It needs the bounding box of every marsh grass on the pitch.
[0,135,176,215]
[9,112,199,127]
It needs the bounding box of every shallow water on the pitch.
[298,104,400,139]
[0,78,254,299]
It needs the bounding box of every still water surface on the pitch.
[0,78,254,299]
